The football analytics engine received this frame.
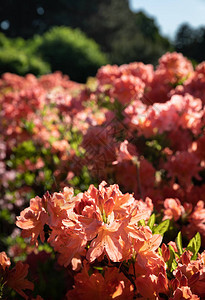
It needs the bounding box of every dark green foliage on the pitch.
[175,23,205,63]
[0,28,108,81]
[103,8,171,65]
[0,33,50,76]
[0,32,10,47]
[37,26,108,82]
[0,48,50,76]
[0,49,28,75]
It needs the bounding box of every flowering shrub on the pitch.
[1,182,204,299]
[1,51,205,299]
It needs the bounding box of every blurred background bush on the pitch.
[38,26,108,82]
[0,27,108,82]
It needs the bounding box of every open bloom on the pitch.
[163,198,184,221]
[0,251,11,270]
[61,181,152,264]
[16,182,154,266]
[134,229,164,274]
[16,196,48,246]
[66,261,134,300]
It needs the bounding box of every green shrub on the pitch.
[25,35,44,55]
[38,26,108,82]
[27,55,51,76]
[0,48,51,76]
[0,27,108,80]
[0,49,28,75]
[0,32,10,47]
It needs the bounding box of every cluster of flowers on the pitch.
[1,182,204,299]
[78,52,205,243]
[0,71,84,226]
[1,51,205,298]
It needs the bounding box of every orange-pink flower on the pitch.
[163,198,184,221]
[66,262,134,300]
[170,286,199,300]
[0,251,11,270]
[110,75,145,105]
[16,196,48,245]
[134,231,164,274]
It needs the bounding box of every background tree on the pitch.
[175,23,205,63]
[0,0,171,66]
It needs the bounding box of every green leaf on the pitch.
[147,213,155,230]
[194,232,201,257]
[93,266,103,271]
[167,245,175,269]
[171,259,178,272]
[167,245,177,271]
[187,232,201,260]
[23,120,35,133]
[176,231,183,255]
[24,172,35,185]
[138,219,146,226]
[0,209,13,224]
[153,219,170,235]
[53,154,60,164]
[186,236,196,255]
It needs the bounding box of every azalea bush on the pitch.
[0,51,205,299]
[0,182,204,299]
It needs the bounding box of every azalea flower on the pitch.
[66,261,134,300]
[16,196,48,246]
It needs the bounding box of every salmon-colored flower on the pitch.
[16,196,48,245]
[0,251,11,270]
[134,232,164,274]
[47,187,75,227]
[173,249,205,298]
[110,75,145,105]
[31,181,153,265]
[170,286,199,300]
[86,219,124,262]
[49,229,87,267]
[164,151,202,187]
[135,273,159,300]
[163,198,184,221]
[113,140,137,164]
[66,262,134,300]
[157,52,193,84]
[96,64,121,85]
[185,201,205,247]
